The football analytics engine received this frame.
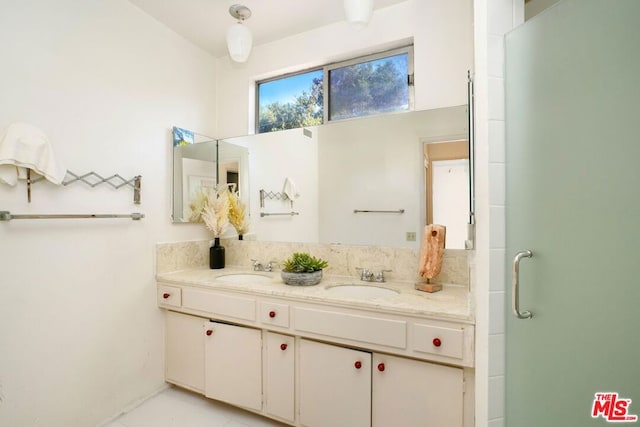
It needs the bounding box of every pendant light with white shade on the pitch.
[344,0,374,30]
[227,4,253,63]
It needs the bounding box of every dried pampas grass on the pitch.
[228,191,250,235]
[201,190,230,238]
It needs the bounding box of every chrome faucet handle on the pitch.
[356,267,373,281]
[251,259,263,271]
[374,269,392,282]
[265,261,278,272]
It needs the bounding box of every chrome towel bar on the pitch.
[260,212,299,217]
[353,209,405,214]
[0,211,145,221]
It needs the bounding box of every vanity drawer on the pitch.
[294,307,406,349]
[413,323,464,360]
[260,302,290,328]
[182,288,256,321]
[158,285,181,308]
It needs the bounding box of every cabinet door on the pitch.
[165,311,205,392]
[299,339,371,427]
[372,354,463,427]
[264,332,295,423]
[204,321,262,411]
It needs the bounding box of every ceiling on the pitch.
[127,0,408,58]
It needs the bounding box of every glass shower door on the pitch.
[505,0,640,425]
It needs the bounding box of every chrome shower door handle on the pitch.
[512,250,533,319]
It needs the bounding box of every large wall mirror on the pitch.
[213,105,472,249]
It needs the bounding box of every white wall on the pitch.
[0,1,216,426]
[215,0,474,138]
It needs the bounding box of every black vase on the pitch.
[209,237,225,269]
[238,234,243,240]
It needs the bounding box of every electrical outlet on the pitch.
[406,232,416,241]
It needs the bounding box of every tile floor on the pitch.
[105,386,287,427]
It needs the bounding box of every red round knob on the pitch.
[378,363,385,372]
[206,329,213,336]
[280,343,288,351]
[269,310,276,318]
[354,361,362,369]
[162,293,170,299]
[433,338,442,347]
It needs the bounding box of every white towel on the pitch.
[282,177,299,200]
[0,122,66,186]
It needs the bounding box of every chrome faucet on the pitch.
[356,268,392,282]
[251,259,276,272]
[373,269,392,283]
[357,268,373,281]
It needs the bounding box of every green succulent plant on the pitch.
[282,252,328,273]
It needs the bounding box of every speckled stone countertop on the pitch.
[157,266,474,324]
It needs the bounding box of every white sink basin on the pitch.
[325,284,399,299]
[214,273,273,284]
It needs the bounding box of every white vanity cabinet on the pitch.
[299,339,372,427]
[372,353,463,427]
[165,310,294,422]
[165,310,205,393]
[204,321,262,411]
[298,339,464,427]
[157,279,473,427]
[264,332,295,423]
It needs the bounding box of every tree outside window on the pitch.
[329,53,409,121]
[256,47,412,134]
[258,70,323,133]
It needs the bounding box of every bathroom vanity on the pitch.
[163,87,474,427]
[157,264,474,427]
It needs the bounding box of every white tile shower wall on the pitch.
[488,78,506,120]
[488,333,506,377]
[488,375,506,420]
[489,0,518,36]
[489,207,506,248]
[483,0,525,425]
[489,164,506,206]
[487,35,506,79]
[156,240,470,287]
[490,249,506,292]
[489,291,506,335]
[488,121,506,163]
